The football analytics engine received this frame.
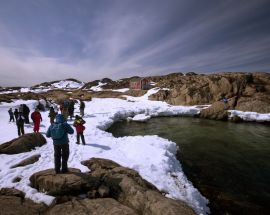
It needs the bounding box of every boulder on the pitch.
[48,198,137,215]
[11,154,41,168]
[0,133,47,154]
[81,158,196,215]
[29,158,196,215]
[30,168,100,196]
[0,188,47,215]
[199,101,230,120]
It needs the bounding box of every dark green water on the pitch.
[107,117,270,215]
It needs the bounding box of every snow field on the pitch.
[0,97,209,215]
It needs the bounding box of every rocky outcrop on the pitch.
[149,72,270,115]
[0,188,47,215]
[30,168,99,196]
[11,154,41,168]
[0,133,46,154]
[29,158,196,215]
[199,98,236,120]
[48,198,137,215]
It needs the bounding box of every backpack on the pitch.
[17,115,24,124]
[50,123,66,140]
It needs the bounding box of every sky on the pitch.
[0,0,270,87]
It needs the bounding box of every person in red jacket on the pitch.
[73,115,86,145]
[31,108,42,133]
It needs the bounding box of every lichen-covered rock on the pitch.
[0,133,46,154]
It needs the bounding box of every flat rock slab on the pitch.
[30,168,100,196]
[0,133,46,154]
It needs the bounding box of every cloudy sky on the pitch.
[0,0,270,86]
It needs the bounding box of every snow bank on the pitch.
[228,110,270,122]
[0,93,209,214]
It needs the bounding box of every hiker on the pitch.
[79,100,85,117]
[14,109,19,122]
[48,107,57,124]
[73,115,86,145]
[222,96,228,104]
[31,108,42,133]
[68,100,75,120]
[16,112,25,136]
[8,108,15,122]
[62,100,69,119]
[22,104,30,124]
[46,114,74,174]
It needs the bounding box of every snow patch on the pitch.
[228,110,270,122]
[90,82,107,91]
[131,114,151,122]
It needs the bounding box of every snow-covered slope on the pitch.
[0,79,84,94]
[0,94,209,215]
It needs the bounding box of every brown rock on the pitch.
[47,198,138,215]
[11,154,41,168]
[30,168,100,196]
[81,158,197,215]
[0,133,47,154]
[0,188,47,215]
[200,101,230,120]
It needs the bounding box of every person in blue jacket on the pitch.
[46,114,74,174]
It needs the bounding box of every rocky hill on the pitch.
[148,72,270,114]
[0,72,269,119]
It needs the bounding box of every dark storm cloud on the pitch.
[0,0,269,86]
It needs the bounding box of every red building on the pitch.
[130,78,150,90]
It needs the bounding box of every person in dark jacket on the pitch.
[22,104,30,124]
[73,115,86,145]
[14,109,19,122]
[68,100,75,120]
[46,114,74,174]
[79,100,85,117]
[8,108,15,122]
[16,112,25,136]
[31,108,42,133]
[48,107,57,124]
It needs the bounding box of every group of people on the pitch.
[8,99,88,174]
[59,99,86,119]
[8,104,31,136]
